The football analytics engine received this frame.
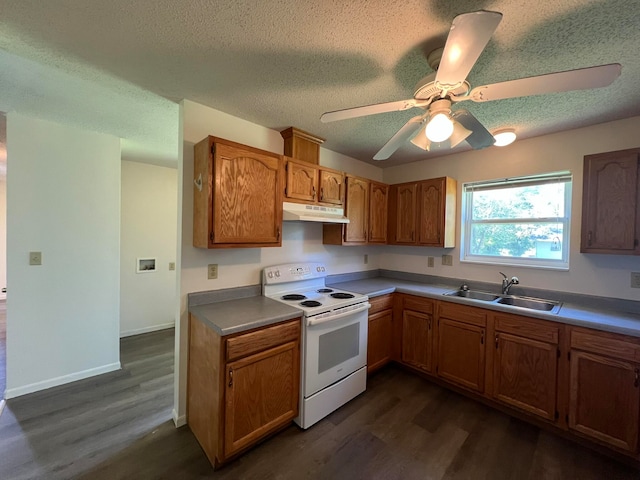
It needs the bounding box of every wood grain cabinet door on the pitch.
[214,143,283,245]
[369,181,388,244]
[319,169,344,205]
[224,340,299,458]
[437,318,485,393]
[418,178,444,246]
[581,149,640,254]
[343,175,369,243]
[493,332,558,421]
[368,309,393,374]
[401,310,433,373]
[568,350,640,453]
[394,183,418,244]
[285,159,319,202]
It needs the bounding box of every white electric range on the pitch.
[262,263,370,429]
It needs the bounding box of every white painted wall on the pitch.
[382,116,640,300]
[173,99,383,424]
[120,160,177,337]
[5,113,121,398]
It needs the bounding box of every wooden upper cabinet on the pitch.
[369,181,388,244]
[285,159,319,202]
[344,175,369,243]
[418,177,457,248]
[193,137,283,248]
[280,127,324,165]
[581,148,640,254]
[284,158,344,206]
[319,169,344,205]
[388,177,456,247]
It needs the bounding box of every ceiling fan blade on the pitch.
[452,110,495,149]
[466,63,622,102]
[320,99,422,123]
[435,10,502,92]
[373,115,424,160]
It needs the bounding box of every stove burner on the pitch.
[282,294,307,301]
[300,300,322,308]
[317,288,333,293]
[330,292,355,299]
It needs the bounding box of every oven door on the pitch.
[303,302,369,398]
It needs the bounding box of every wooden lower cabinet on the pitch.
[436,303,486,393]
[492,313,560,422]
[367,294,394,374]
[188,315,301,468]
[399,295,435,373]
[568,327,640,454]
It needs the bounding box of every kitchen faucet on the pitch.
[499,272,519,295]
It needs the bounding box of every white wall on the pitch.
[6,113,121,398]
[174,99,383,424]
[120,160,177,337]
[382,116,640,300]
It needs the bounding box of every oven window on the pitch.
[318,323,360,374]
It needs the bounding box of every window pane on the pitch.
[470,223,564,260]
[471,183,566,220]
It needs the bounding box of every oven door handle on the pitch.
[306,302,371,326]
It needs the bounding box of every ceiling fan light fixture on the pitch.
[426,113,454,143]
[493,129,517,146]
[450,121,472,148]
[410,126,431,151]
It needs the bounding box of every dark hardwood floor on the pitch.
[1,326,638,479]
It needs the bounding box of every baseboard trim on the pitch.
[5,362,121,399]
[120,322,175,338]
[173,409,187,428]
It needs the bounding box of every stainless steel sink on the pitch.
[444,290,500,301]
[496,295,561,313]
[443,289,562,314]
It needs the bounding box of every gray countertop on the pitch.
[189,295,302,336]
[328,277,640,338]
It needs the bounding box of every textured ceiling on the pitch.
[0,0,638,167]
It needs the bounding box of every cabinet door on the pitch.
[368,309,393,374]
[493,332,558,421]
[214,143,283,245]
[224,341,299,457]
[437,318,485,392]
[344,176,369,243]
[581,150,640,254]
[394,183,418,244]
[568,350,640,453]
[286,159,319,202]
[319,169,344,205]
[418,178,444,246]
[369,182,388,244]
[402,310,433,373]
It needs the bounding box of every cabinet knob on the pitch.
[320,187,324,201]
[495,334,499,349]
[635,368,639,388]
[480,330,485,345]
[312,186,316,199]
[588,231,592,246]
[228,369,233,387]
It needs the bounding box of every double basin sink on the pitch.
[444,288,562,314]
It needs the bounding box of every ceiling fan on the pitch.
[320,10,622,160]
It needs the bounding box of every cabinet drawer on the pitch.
[226,319,300,362]
[571,327,640,363]
[369,294,394,314]
[402,295,434,314]
[494,313,559,344]
[438,302,486,327]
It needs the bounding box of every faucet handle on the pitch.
[460,283,470,291]
[499,271,507,280]
[511,276,519,285]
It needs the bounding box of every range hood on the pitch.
[282,201,349,224]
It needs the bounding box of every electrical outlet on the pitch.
[208,264,218,280]
[441,254,453,266]
[169,262,176,271]
[29,251,42,266]
[364,254,368,265]
[631,272,640,288]
[427,257,434,268]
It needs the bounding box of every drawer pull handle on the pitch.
[228,369,233,388]
[635,368,639,388]
[312,186,316,199]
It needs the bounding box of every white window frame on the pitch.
[460,172,572,271]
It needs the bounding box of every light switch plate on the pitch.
[631,272,640,288]
[208,264,218,280]
[169,262,176,271]
[441,254,453,266]
[29,251,42,266]
[364,254,368,265]
[427,257,434,268]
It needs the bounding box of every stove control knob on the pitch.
[316,267,321,272]
[275,270,280,277]
[267,272,273,278]
[321,267,325,272]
